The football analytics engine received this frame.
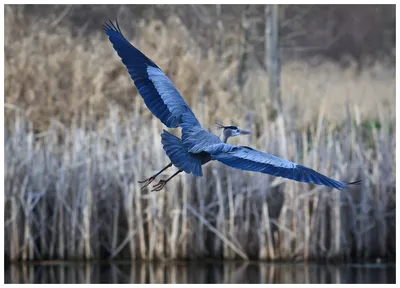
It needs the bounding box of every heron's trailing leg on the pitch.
[138,162,173,190]
[151,170,183,192]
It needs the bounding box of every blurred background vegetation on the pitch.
[5,4,395,131]
[4,5,395,263]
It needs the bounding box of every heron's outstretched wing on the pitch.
[204,143,353,190]
[103,20,201,128]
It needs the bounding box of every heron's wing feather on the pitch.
[103,20,201,128]
[205,144,348,190]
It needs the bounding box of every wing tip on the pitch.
[343,179,362,189]
[345,180,362,185]
[334,179,362,191]
[103,18,123,35]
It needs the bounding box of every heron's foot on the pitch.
[138,176,155,190]
[151,180,167,192]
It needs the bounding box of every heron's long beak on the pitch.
[239,129,251,135]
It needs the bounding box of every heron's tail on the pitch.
[161,130,203,176]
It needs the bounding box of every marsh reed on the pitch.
[4,103,395,262]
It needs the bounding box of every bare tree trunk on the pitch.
[265,5,282,115]
[237,5,250,88]
[216,4,223,60]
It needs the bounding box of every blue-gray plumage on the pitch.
[103,20,200,128]
[104,20,360,192]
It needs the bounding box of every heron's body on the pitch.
[103,20,359,191]
[161,127,215,177]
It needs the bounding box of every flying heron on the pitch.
[103,20,360,192]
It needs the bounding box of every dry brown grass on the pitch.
[4,6,396,262]
[5,6,395,131]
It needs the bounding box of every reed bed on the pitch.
[4,104,395,262]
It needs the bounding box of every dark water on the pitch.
[5,261,395,284]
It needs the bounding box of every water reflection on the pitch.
[5,261,395,284]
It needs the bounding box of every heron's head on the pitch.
[216,123,251,143]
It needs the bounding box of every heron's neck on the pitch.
[223,130,231,143]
